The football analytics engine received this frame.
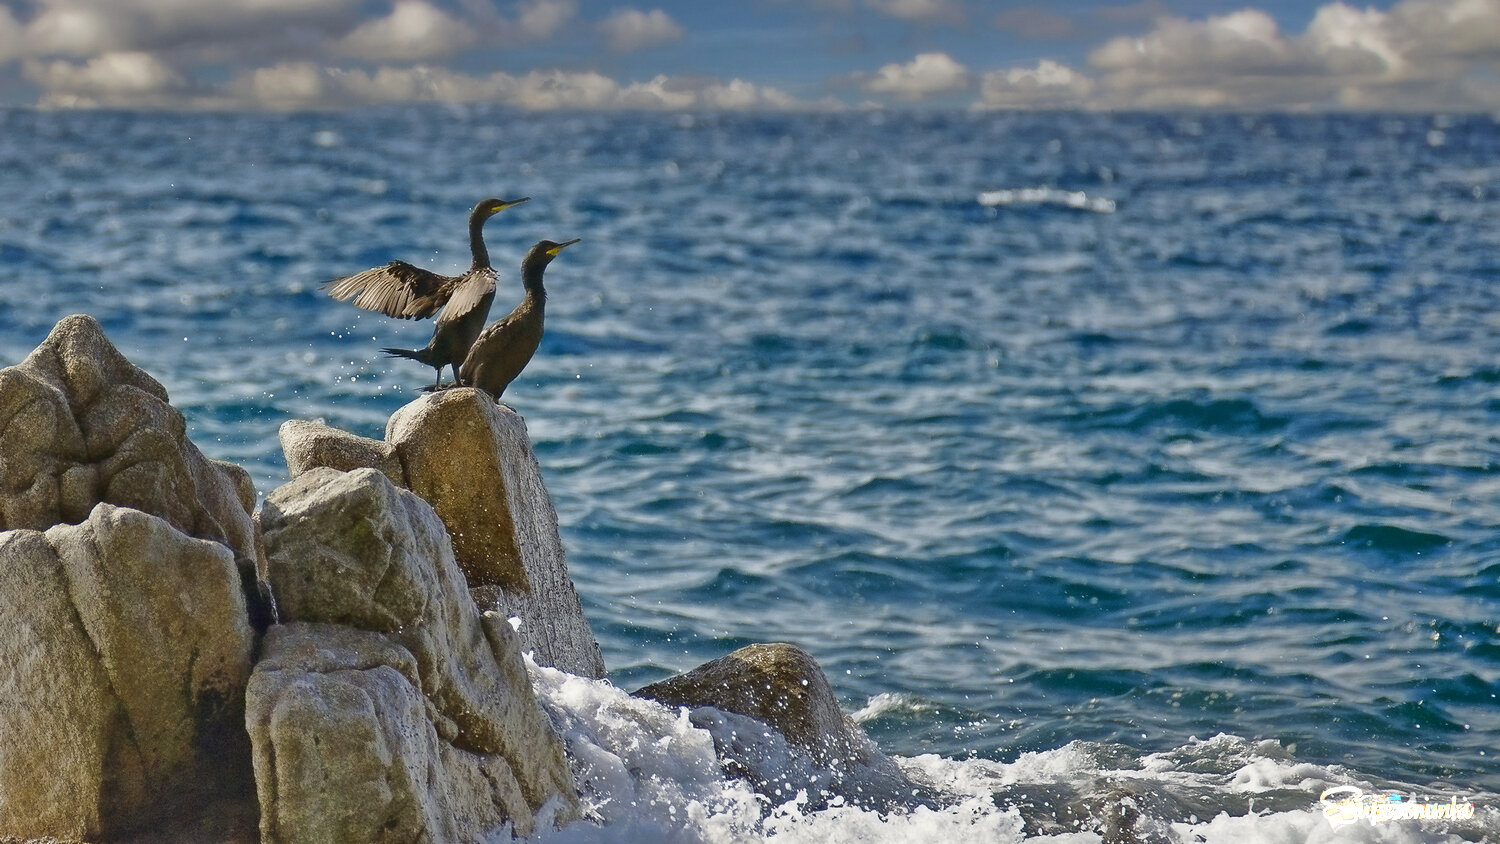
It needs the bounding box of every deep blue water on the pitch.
[2,108,1498,801]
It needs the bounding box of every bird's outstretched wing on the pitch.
[435,267,497,327]
[322,261,459,320]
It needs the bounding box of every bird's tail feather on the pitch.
[381,346,433,365]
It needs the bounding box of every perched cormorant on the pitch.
[322,196,530,388]
[459,238,579,401]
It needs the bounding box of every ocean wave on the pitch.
[976,187,1117,213]
[524,664,1500,843]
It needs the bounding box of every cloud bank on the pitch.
[4,0,1500,110]
[978,0,1500,111]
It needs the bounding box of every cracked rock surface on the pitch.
[250,467,578,842]
[0,314,257,576]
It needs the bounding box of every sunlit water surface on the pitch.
[2,108,1498,841]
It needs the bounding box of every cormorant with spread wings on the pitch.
[322,196,530,388]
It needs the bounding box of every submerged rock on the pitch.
[281,387,604,678]
[0,504,256,841]
[0,314,257,577]
[251,466,578,841]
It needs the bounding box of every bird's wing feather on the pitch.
[322,261,457,320]
[436,268,497,326]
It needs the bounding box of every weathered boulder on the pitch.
[634,643,923,809]
[280,387,604,678]
[0,503,256,841]
[278,418,403,486]
[635,643,872,768]
[251,467,578,841]
[0,315,257,578]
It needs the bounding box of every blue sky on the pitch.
[1,0,1497,110]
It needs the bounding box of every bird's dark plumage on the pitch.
[460,238,579,401]
[323,196,529,387]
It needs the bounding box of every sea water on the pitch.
[1,108,1497,841]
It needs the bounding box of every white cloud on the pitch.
[864,0,964,25]
[1305,3,1403,74]
[337,0,474,61]
[863,51,970,101]
[7,0,361,62]
[12,0,1500,112]
[616,75,807,110]
[515,0,577,40]
[1390,0,1500,60]
[598,8,685,53]
[220,62,814,111]
[962,0,1500,111]
[1077,0,1500,110]
[24,51,187,107]
[23,4,116,57]
[974,59,1094,109]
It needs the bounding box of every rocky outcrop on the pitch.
[0,315,257,577]
[0,504,256,841]
[281,387,604,678]
[250,467,578,841]
[635,643,923,808]
[0,316,262,842]
[0,316,592,842]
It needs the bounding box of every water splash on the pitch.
[517,659,1500,842]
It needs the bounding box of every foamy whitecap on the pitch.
[977,187,1117,213]
[515,659,1500,843]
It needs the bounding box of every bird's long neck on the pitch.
[521,262,548,303]
[469,214,490,269]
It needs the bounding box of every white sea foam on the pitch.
[517,659,1499,843]
[977,187,1117,213]
[849,692,925,722]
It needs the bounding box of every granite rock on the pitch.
[252,466,578,841]
[0,315,257,578]
[278,418,403,486]
[279,387,604,678]
[0,504,255,841]
[247,623,537,842]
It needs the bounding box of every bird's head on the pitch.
[523,238,580,271]
[473,196,530,222]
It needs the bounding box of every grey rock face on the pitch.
[0,504,256,841]
[251,467,578,842]
[0,314,257,576]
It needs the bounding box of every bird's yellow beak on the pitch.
[491,197,530,213]
[546,238,581,256]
